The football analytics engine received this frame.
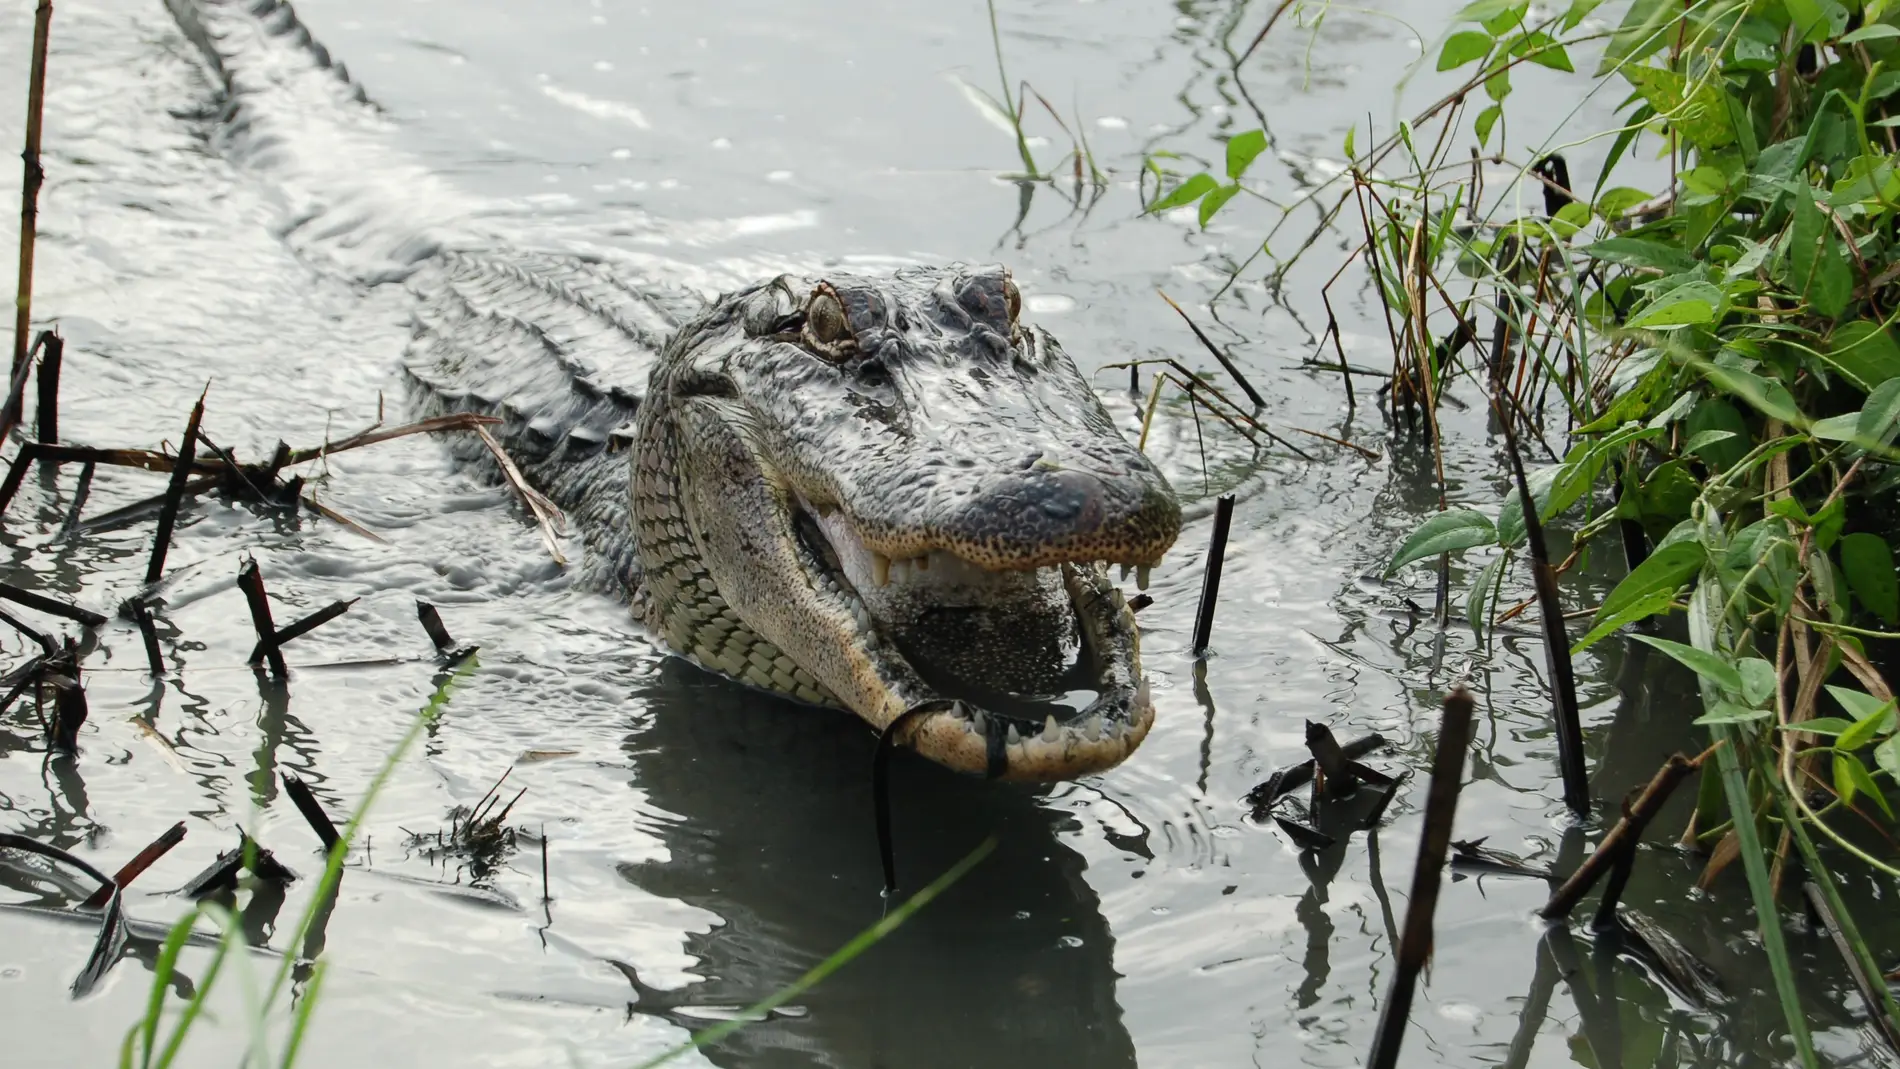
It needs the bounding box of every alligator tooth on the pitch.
[1083,714,1103,741]
[1119,563,1131,581]
[970,709,987,734]
[872,553,891,587]
[1005,722,1021,745]
[1041,714,1060,743]
[1136,565,1151,590]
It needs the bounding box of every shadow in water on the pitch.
[618,659,1137,1068]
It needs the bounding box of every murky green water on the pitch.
[1,1,1894,1066]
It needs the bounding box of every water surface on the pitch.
[1,1,1894,1066]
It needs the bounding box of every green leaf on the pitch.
[1456,0,1522,22]
[1572,585,1678,653]
[1839,533,1899,624]
[1439,31,1494,71]
[1485,65,1512,102]
[1685,399,1750,470]
[1225,130,1268,180]
[1386,509,1498,574]
[1842,23,1900,43]
[1827,685,1898,750]
[1695,700,1772,725]
[1876,736,1900,783]
[1633,635,1744,694]
[1496,463,1562,547]
[1683,429,1736,452]
[1598,0,1681,73]
[1468,553,1508,639]
[1697,360,1804,424]
[1622,64,1736,151]
[1475,104,1502,146]
[1834,752,1893,817]
[1781,716,1856,736]
[1562,0,1604,31]
[1858,377,1900,445]
[1810,413,1862,440]
[1583,236,1697,273]
[1597,538,1705,623]
[1481,3,1529,35]
[1148,172,1218,213]
[1198,183,1242,228]
[1737,657,1778,708]
[1594,187,1653,220]
[1812,229,1855,319]
[1511,32,1575,72]
[1822,323,1900,393]
[1343,124,1357,161]
[1630,289,1719,327]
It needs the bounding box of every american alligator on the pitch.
[167,0,1182,781]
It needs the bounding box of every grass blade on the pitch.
[631,836,997,1068]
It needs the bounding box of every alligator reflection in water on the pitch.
[618,658,1137,1067]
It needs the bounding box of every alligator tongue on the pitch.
[886,592,1098,721]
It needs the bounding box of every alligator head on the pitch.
[633,263,1180,782]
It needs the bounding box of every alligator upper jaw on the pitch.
[799,500,1155,782]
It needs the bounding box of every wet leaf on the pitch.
[1496,463,1563,547]
[1562,0,1604,31]
[1148,172,1217,213]
[1839,533,1898,624]
[1630,288,1719,327]
[1737,657,1778,708]
[1225,130,1268,180]
[1439,31,1493,71]
[1387,509,1497,574]
[1634,635,1743,694]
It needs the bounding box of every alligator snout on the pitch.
[934,461,1180,571]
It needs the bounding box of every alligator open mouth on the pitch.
[794,497,1159,781]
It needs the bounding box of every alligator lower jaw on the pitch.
[800,501,1155,782]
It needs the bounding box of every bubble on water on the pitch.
[1058,935,1084,948]
[1026,293,1074,314]
[1095,116,1128,130]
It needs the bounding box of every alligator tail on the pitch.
[162,0,698,590]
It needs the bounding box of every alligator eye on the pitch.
[805,290,852,354]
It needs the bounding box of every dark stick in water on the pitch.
[1365,685,1475,1069]
[145,389,207,587]
[0,580,105,627]
[1539,751,1699,920]
[130,599,163,678]
[237,558,288,678]
[34,329,60,444]
[1191,494,1236,656]
[78,821,187,909]
[12,1,53,389]
[247,597,357,664]
[56,459,93,541]
[1494,393,1588,816]
[282,773,342,852]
